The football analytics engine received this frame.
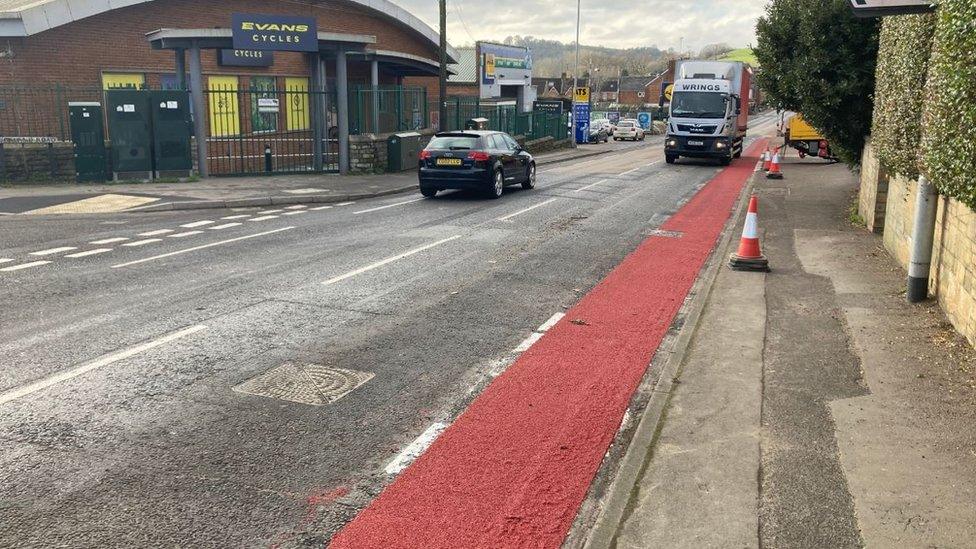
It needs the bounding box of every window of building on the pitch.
[208,75,240,137]
[249,76,278,133]
[285,77,310,131]
[102,72,145,90]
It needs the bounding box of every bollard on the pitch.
[264,144,273,173]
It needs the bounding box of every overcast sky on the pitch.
[393,0,768,51]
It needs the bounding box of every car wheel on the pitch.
[521,162,536,190]
[665,154,677,164]
[420,186,437,198]
[488,169,504,199]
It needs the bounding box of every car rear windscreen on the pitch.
[427,136,480,150]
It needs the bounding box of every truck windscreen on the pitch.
[671,92,728,119]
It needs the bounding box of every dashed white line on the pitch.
[30,247,77,256]
[112,227,295,269]
[283,210,308,216]
[138,229,174,237]
[258,209,284,214]
[180,220,215,228]
[323,235,462,286]
[384,422,449,476]
[285,205,307,210]
[90,237,129,245]
[209,222,243,230]
[514,332,545,353]
[221,214,251,220]
[122,239,162,247]
[250,215,279,222]
[575,179,611,193]
[497,199,559,222]
[65,248,113,258]
[353,198,423,215]
[0,324,207,406]
[0,260,52,272]
[0,258,13,265]
[538,312,566,333]
[168,231,203,238]
[335,202,356,206]
[309,206,333,211]
[619,166,641,176]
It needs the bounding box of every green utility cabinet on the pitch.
[150,90,192,178]
[387,131,422,172]
[68,102,107,182]
[106,89,153,180]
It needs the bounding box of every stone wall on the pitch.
[0,142,75,182]
[350,130,435,174]
[858,137,889,233]
[878,167,976,346]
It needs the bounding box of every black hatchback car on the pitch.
[418,131,536,199]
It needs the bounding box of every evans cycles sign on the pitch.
[232,13,318,52]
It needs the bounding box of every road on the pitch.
[0,113,777,547]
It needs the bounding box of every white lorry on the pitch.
[664,60,752,166]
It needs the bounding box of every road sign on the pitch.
[607,111,620,124]
[574,102,591,145]
[847,0,937,17]
[637,112,652,129]
[574,87,590,103]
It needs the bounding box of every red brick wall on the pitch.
[0,0,440,87]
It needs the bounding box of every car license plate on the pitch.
[688,140,705,146]
[436,158,462,166]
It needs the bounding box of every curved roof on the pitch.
[0,0,457,60]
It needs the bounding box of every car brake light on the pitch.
[419,150,432,160]
[467,151,490,162]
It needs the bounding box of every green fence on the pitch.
[438,96,568,141]
[349,85,428,135]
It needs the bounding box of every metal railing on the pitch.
[349,85,428,135]
[0,85,103,142]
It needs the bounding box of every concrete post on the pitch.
[188,42,208,178]
[310,53,324,172]
[908,174,939,302]
[371,58,380,134]
[336,48,349,174]
[174,49,186,90]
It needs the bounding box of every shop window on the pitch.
[208,75,240,137]
[285,77,310,131]
[102,72,145,90]
[250,76,278,133]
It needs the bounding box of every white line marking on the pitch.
[30,247,77,256]
[538,312,566,333]
[138,229,174,237]
[384,422,449,476]
[575,179,611,193]
[0,258,13,265]
[112,227,295,269]
[258,209,284,214]
[323,235,462,286]
[0,260,51,272]
[90,237,129,245]
[285,205,307,210]
[65,248,113,258]
[249,215,279,222]
[180,220,214,228]
[514,332,544,353]
[209,222,242,230]
[497,199,559,221]
[335,202,355,206]
[123,239,162,247]
[619,166,641,176]
[310,206,333,211]
[282,210,308,216]
[0,325,207,406]
[353,198,423,215]
[168,231,203,238]
[221,214,251,220]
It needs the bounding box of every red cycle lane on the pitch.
[330,140,768,549]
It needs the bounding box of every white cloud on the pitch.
[391,0,767,51]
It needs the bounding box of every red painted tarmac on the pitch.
[330,140,768,549]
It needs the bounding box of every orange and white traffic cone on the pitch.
[761,149,772,172]
[766,151,784,179]
[729,195,770,272]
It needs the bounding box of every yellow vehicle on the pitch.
[780,113,836,160]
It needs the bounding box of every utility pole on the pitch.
[572,0,581,149]
[438,0,448,132]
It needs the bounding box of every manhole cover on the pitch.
[233,362,374,406]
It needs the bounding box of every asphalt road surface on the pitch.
[0,114,778,547]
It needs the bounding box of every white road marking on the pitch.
[0,260,51,272]
[285,205,307,210]
[538,312,566,333]
[384,422,449,476]
[309,206,333,211]
[180,220,215,228]
[138,229,174,237]
[250,215,279,222]
[335,202,356,206]
[258,209,284,214]
[90,237,129,245]
[65,248,113,258]
[122,239,162,247]
[168,231,203,238]
[323,235,463,286]
[353,198,423,215]
[221,214,251,220]
[619,166,641,176]
[575,179,611,193]
[514,332,544,353]
[283,210,308,216]
[112,227,295,269]
[30,247,77,256]
[209,222,243,230]
[0,325,207,406]
[497,199,559,222]
[0,258,13,265]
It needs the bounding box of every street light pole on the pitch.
[438,0,448,132]
[572,0,581,148]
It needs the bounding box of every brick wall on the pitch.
[858,137,889,233]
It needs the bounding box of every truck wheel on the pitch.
[733,148,742,159]
[719,156,732,166]
[665,154,677,164]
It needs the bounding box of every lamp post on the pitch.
[571,0,581,148]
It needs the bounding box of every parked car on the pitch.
[588,125,610,143]
[614,120,645,141]
[418,131,536,199]
[592,118,614,136]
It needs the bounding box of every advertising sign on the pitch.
[573,86,591,103]
[257,98,280,113]
[219,49,274,67]
[607,111,621,124]
[574,102,591,145]
[533,100,564,115]
[848,0,937,17]
[637,112,652,129]
[232,13,318,52]
[480,43,532,85]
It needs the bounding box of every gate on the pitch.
[204,84,338,175]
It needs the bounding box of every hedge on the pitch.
[919,0,976,210]
[871,14,936,179]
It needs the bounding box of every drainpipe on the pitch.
[907,174,939,303]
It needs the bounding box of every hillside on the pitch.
[498,36,670,78]
[719,48,759,66]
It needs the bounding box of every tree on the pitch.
[699,43,733,59]
[754,0,880,164]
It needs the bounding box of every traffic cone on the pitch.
[729,195,770,272]
[766,151,784,179]
[761,149,771,171]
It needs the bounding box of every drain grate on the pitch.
[233,362,374,406]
